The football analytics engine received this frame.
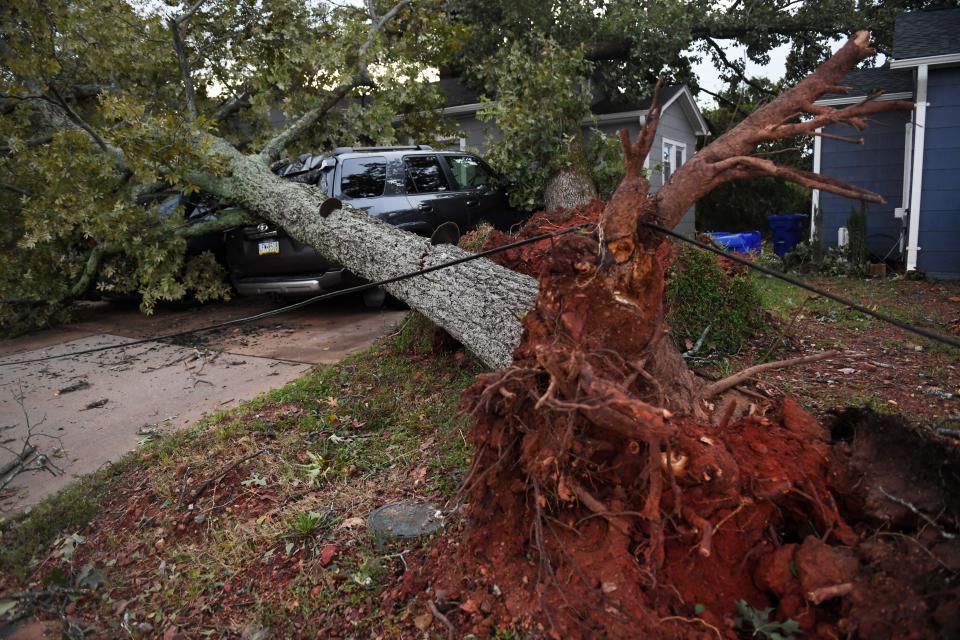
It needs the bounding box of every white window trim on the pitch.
[661,138,687,182]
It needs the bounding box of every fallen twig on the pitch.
[700,350,841,399]
[428,598,455,640]
[183,449,266,509]
[878,486,957,540]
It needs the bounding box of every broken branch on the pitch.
[700,350,841,399]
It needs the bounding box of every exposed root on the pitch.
[807,582,853,604]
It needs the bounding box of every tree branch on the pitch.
[169,19,198,121]
[709,155,886,203]
[654,31,912,230]
[44,87,132,180]
[703,37,776,97]
[0,181,36,197]
[211,89,252,122]
[168,0,208,121]
[258,0,410,161]
[66,209,248,301]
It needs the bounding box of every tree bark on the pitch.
[203,140,537,370]
[543,167,598,211]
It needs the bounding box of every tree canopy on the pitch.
[2,0,956,333]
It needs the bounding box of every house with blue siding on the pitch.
[812,8,960,279]
[435,78,710,236]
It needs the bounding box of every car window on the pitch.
[444,155,497,190]
[340,156,387,198]
[404,155,450,193]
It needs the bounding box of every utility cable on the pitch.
[1,223,591,367]
[3,218,956,366]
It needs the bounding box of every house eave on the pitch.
[890,52,960,69]
[813,91,914,106]
[441,102,483,116]
[581,110,646,126]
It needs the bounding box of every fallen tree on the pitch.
[389,32,941,639]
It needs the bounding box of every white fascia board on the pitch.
[814,92,914,106]
[890,53,960,69]
[661,85,711,136]
[581,110,646,126]
[441,103,484,116]
[906,64,929,272]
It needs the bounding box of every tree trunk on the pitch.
[202,140,537,370]
[543,166,598,211]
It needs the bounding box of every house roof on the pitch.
[892,7,960,61]
[818,66,915,102]
[437,77,482,108]
[590,85,685,115]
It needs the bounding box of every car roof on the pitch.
[333,149,471,161]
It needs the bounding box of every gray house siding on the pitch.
[650,105,699,237]
[917,67,960,278]
[818,110,910,256]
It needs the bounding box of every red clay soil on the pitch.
[395,202,960,640]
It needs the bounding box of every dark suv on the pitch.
[225,146,523,297]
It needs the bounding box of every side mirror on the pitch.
[320,157,336,170]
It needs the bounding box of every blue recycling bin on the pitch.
[768,213,810,257]
[707,231,762,255]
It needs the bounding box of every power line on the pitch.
[3,217,955,367]
[1,223,591,367]
[641,221,960,350]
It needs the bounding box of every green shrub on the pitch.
[666,244,763,355]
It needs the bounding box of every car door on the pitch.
[440,154,519,231]
[402,154,469,234]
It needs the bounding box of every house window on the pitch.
[661,139,687,182]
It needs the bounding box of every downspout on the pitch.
[810,127,822,241]
[906,64,928,272]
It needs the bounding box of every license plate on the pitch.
[258,240,279,255]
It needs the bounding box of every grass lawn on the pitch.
[1,272,957,638]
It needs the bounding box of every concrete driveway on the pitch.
[0,296,405,515]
